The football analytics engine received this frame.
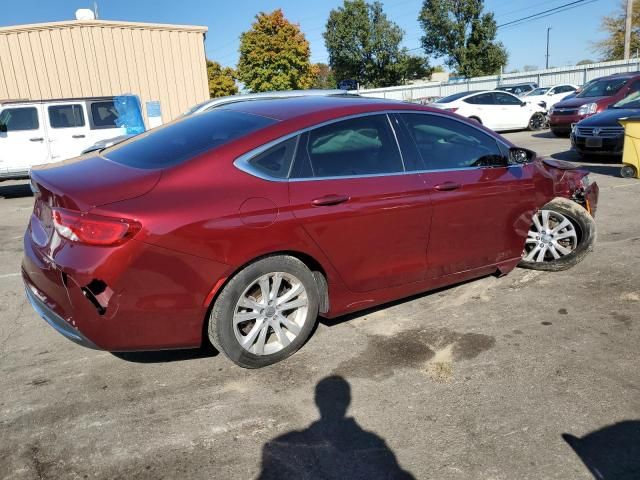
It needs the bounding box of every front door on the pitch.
[493,92,531,130]
[45,102,92,161]
[398,112,537,278]
[288,114,432,292]
[0,104,49,175]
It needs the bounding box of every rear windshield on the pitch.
[102,110,276,168]
[578,78,628,98]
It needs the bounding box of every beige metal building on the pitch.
[0,19,209,124]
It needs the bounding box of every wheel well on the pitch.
[201,251,330,346]
[469,116,482,124]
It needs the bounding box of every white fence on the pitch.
[356,58,640,101]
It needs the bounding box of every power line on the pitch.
[497,0,597,28]
[498,0,601,30]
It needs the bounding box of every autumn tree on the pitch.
[237,10,317,92]
[312,63,337,89]
[419,0,508,77]
[207,60,238,98]
[593,0,640,60]
[324,0,430,88]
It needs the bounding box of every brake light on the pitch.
[445,107,459,113]
[52,208,141,246]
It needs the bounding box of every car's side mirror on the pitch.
[520,101,527,107]
[509,147,536,164]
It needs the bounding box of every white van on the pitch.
[0,96,144,180]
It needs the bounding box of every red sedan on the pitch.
[22,96,599,368]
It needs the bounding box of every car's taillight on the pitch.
[52,208,141,246]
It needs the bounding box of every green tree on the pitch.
[576,59,596,65]
[593,1,640,60]
[237,9,317,92]
[313,63,337,89]
[418,0,508,78]
[206,60,238,98]
[397,54,433,82]
[324,0,430,88]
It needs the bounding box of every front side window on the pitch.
[292,115,403,178]
[0,107,39,131]
[49,104,85,128]
[494,92,522,106]
[400,113,505,170]
[90,101,119,128]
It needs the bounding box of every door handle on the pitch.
[434,182,461,191]
[312,194,350,206]
[29,137,44,142]
[72,134,86,139]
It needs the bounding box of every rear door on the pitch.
[398,112,537,278]
[45,101,92,161]
[0,104,49,175]
[463,92,503,130]
[493,92,530,129]
[288,113,432,292]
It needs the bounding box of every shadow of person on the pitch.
[258,376,414,480]
[563,420,640,479]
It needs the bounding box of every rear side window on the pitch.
[292,115,403,178]
[464,93,494,105]
[400,113,505,170]
[103,110,276,169]
[494,92,522,105]
[49,104,85,128]
[248,137,297,179]
[90,101,119,128]
[0,107,39,131]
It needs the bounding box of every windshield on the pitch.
[578,78,628,98]
[526,88,549,96]
[103,110,276,169]
[435,91,482,103]
[612,91,640,109]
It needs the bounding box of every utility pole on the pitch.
[624,0,634,60]
[545,27,551,69]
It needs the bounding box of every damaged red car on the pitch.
[22,96,599,368]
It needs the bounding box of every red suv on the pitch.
[22,97,599,368]
[549,72,640,136]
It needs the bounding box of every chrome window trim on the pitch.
[233,110,518,182]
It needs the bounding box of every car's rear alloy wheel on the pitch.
[208,256,319,368]
[519,198,596,271]
[528,112,546,131]
[620,164,637,178]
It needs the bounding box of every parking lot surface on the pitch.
[1,131,639,479]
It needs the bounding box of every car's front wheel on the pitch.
[519,198,596,271]
[528,112,546,130]
[208,255,319,368]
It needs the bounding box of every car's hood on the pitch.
[578,108,640,126]
[554,96,609,108]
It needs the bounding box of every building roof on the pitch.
[0,19,207,34]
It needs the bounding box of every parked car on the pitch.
[549,73,640,136]
[523,84,579,109]
[430,90,547,131]
[495,82,538,96]
[81,90,354,154]
[0,95,144,180]
[23,96,598,368]
[570,91,640,157]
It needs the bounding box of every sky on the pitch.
[1,0,621,72]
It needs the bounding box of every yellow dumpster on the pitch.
[618,117,640,178]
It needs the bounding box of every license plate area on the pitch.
[585,137,603,148]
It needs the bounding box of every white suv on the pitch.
[0,96,143,180]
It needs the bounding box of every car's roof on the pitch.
[218,95,425,122]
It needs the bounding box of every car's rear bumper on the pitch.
[22,226,231,352]
[23,279,99,349]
